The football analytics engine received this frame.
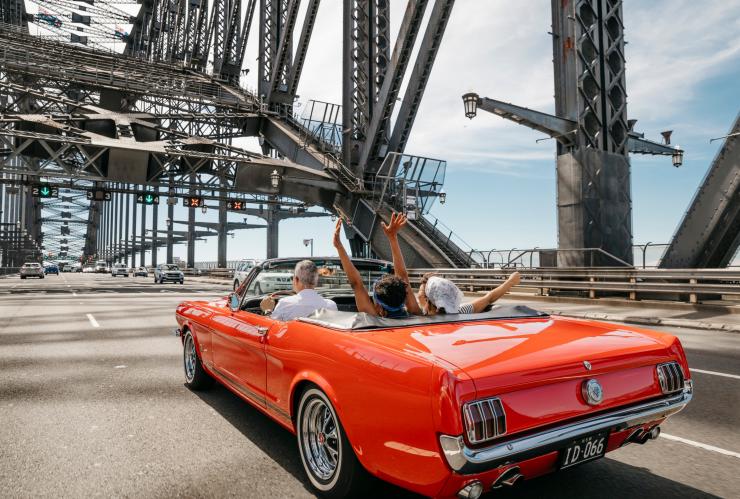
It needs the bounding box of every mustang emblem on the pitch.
[583,360,592,371]
[582,379,603,406]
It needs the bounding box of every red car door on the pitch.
[211,310,273,408]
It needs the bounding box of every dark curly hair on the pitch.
[373,274,407,310]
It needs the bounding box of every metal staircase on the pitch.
[412,215,476,267]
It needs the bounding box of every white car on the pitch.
[111,263,129,277]
[154,264,184,284]
[233,259,260,291]
[20,262,44,279]
[244,271,293,294]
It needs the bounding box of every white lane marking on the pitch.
[691,368,740,380]
[86,313,100,328]
[72,292,77,296]
[661,433,740,459]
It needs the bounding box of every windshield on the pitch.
[243,259,393,297]
[163,265,180,271]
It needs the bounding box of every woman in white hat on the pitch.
[419,272,520,315]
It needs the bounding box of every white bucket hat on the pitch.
[425,276,463,313]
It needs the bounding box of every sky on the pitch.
[27,1,740,266]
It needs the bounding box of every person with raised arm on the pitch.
[332,219,409,318]
[380,212,423,315]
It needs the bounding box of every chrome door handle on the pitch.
[256,326,269,336]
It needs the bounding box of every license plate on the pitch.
[559,431,609,469]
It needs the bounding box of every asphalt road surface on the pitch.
[1,273,738,498]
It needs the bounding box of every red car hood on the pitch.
[360,315,682,393]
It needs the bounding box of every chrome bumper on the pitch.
[440,382,693,475]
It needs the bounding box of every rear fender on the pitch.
[288,371,342,429]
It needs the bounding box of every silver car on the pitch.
[233,259,260,291]
[111,263,129,277]
[20,262,44,279]
[154,264,184,284]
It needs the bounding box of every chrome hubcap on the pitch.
[184,335,196,382]
[301,398,339,481]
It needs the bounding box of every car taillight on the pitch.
[462,397,507,444]
[657,362,685,394]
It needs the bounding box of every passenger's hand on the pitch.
[381,212,407,238]
[260,296,276,313]
[332,219,343,249]
[508,271,521,287]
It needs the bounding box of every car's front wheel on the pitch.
[297,388,368,498]
[182,331,213,390]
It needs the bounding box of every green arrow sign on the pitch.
[40,186,50,196]
[145,194,153,203]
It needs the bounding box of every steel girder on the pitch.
[552,0,628,155]
[0,0,27,28]
[386,0,454,157]
[661,114,740,268]
[342,0,390,175]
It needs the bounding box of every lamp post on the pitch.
[303,238,314,257]
[672,146,684,167]
[439,190,447,205]
[270,169,281,189]
[462,92,480,119]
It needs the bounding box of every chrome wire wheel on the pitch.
[183,334,196,383]
[301,396,340,483]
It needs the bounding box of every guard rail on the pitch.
[407,268,740,304]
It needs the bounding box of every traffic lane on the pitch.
[623,324,740,452]
[0,289,316,499]
[1,285,737,498]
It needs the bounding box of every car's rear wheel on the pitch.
[183,331,213,390]
[297,388,368,498]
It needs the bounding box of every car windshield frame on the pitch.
[239,258,394,300]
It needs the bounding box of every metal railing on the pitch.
[406,267,740,304]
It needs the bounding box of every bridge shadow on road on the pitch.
[194,384,420,498]
[194,384,716,498]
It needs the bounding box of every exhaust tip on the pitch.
[648,426,661,440]
[492,466,524,489]
[457,480,483,499]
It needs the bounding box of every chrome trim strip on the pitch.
[440,386,692,475]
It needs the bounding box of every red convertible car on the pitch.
[175,257,692,498]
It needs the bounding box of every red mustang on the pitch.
[175,257,692,498]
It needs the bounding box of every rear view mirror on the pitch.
[228,293,240,312]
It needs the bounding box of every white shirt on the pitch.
[271,288,337,322]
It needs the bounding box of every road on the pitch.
[0,273,737,498]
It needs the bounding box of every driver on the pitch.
[259,260,337,321]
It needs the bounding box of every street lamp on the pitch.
[672,146,683,168]
[439,190,447,205]
[201,205,207,214]
[166,218,172,228]
[270,169,281,189]
[303,238,314,257]
[462,92,480,119]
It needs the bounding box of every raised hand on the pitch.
[508,271,521,287]
[381,212,407,238]
[332,219,343,249]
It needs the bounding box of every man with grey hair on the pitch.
[259,260,337,321]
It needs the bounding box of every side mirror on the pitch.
[228,292,240,312]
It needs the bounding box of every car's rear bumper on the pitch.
[439,382,692,475]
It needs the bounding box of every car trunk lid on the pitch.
[362,315,682,437]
